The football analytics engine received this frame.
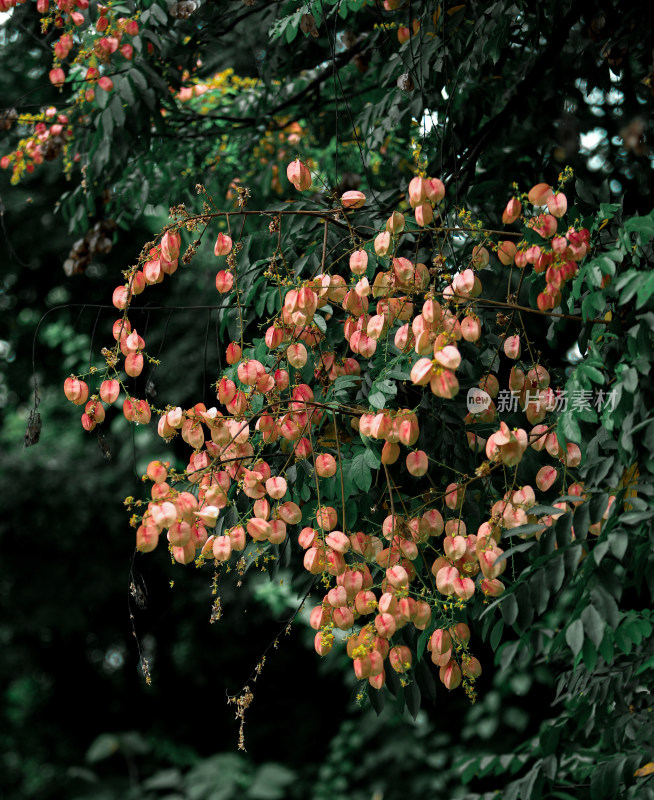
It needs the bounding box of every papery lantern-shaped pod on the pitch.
[462,656,482,679]
[374,612,396,639]
[529,423,549,450]
[408,176,427,207]
[314,631,333,656]
[225,342,242,365]
[349,249,368,275]
[332,606,354,630]
[316,505,338,531]
[503,334,521,360]
[355,590,378,615]
[443,535,466,562]
[386,211,405,234]
[168,521,192,547]
[160,230,180,261]
[172,542,196,564]
[481,577,506,597]
[536,464,558,492]
[368,669,386,690]
[386,565,409,589]
[414,202,433,227]
[268,519,287,544]
[497,240,517,265]
[389,645,412,674]
[381,441,400,465]
[137,524,159,552]
[430,368,459,399]
[315,453,337,477]
[214,233,233,257]
[353,656,372,680]
[532,214,557,238]
[424,177,445,203]
[453,576,475,600]
[562,442,582,468]
[212,534,232,562]
[125,352,143,377]
[64,377,89,406]
[431,647,452,667]
[287,159,312,190]
[374,231,391,256]
[413,600,432,630]
[265,325,283,350]
[410,357,434,386]
[278,501,302,525]
[341,190,366,209]
[502,197,522,224]
[528,182,553,206]
[112,285,129,310]
[439,661,462,690]
[339,569,363,598]
[461,314,481,342]
[323,530,349,555]
[547,192,567,218]
[49,67,66,87]
[247,517,271,541]
[99,379,120,404]
[215,270,234,293]
[436,565,459,596]
[265,476,287,500]
[445,482,464,510]
[406,450,428,477]
[287,343,307,368]
[430,628,452,655]
[434,345,461,371]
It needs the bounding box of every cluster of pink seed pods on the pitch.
[61,160,601,699]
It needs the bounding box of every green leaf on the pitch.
[349,453,372,493]
[581,604,605,648]
[368,391,387,409]
[565,618,584,658]
[489,618,504,651]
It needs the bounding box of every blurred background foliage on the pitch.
[1,1,653,798]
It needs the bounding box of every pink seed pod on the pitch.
[278,501,302,525]
[503,335,521,360]
[374,231,391,256]
[112,285,129,310]
[374,613,396,639]
[287,159,311,191]
[389,645,412,673]
[380,440,399,465]
[341,190,366,209]
[64,377,89,406]
[49,67,66,87]
[424,177,445,203]
[99,379,120,404]
[430,368,459,399]
[214,233,233,256]
[215,270,234,293]
[502,197,522,224]
[461,315,481,342]
[414,202,433,227]
[385,211,405,234]
[406,450,428,476]
[536,465,558,491]
[225,342,242,364]
[325,530,350,553]
[408,176,427,207]
[547,192,567,218]
[315,454,337,477]
[287,343,307,368]
[562,443,582,467]
[265,476,287,500]
[316,505,338,531]
[212,535,232,562]
[314,632,332,656]
[528,182,553,206]
[125,352,143,377]
[439,661,462,690]
[349,249,368,275]
[497,240,517,265]
[386,565,409,589]
[433,345,461,371]
[98,76,114,92]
